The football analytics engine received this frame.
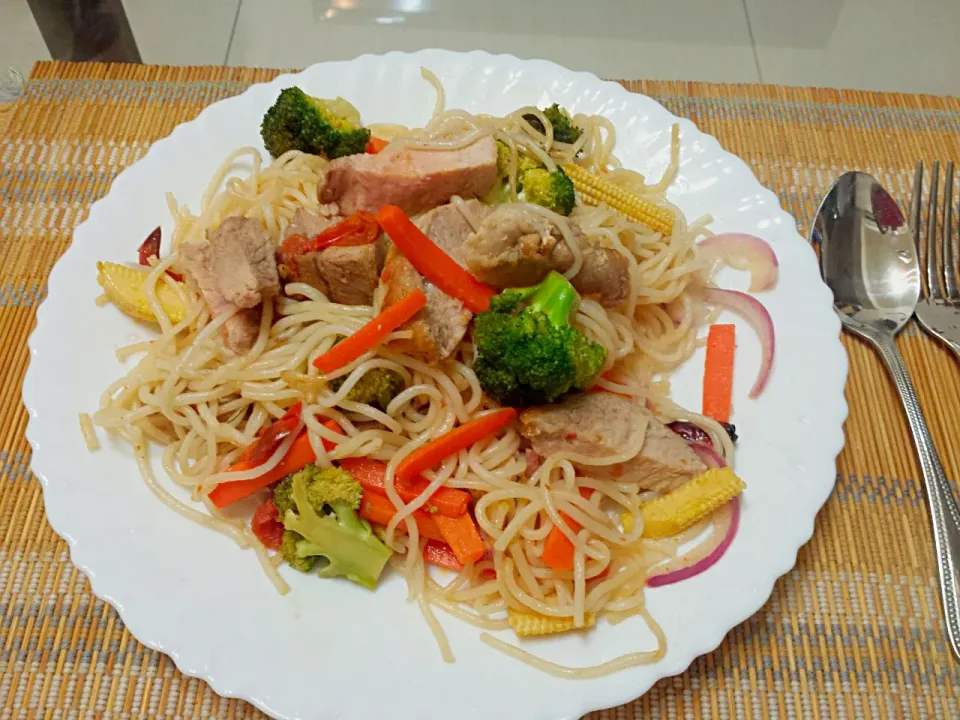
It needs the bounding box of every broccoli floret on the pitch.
[473,271,607,406]
[523,104,583,145]
[495,139,512,179]
[261,87,371,160]
[278,464,392,588]
[281,529,316,572]
[329,368,405,411]
[521,166,575,216]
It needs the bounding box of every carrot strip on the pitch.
[423,540,463,571]
[434,512,485,565]
[358,491,444,541]
[313,289,426,374]
[702,324,736,423]
[396,408,517,486]
[339,457,469,518]
[376,205,495,314]
[208,418,342,508]
[541,488,595,571]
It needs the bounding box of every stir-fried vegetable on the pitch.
[376,205,495,314]
[313,289,427,374]
[358,490,444,541]
[702,324,736,423]
[564,163,675,236]
[329,368,405,411]
[340,457,470,518]
[96,261,188,325]
[207,413,342,508]
[395,408,517,486]
[521,166,576,216]
[507,608,596,636]
[473,271,606,406]
[278,465,393,588]
[260,87,370,159]
[639,466,745,539]
[522,104,583,145]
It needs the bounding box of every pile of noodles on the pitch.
[87,69,734,678]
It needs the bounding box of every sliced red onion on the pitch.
[689,441,726,469]
[646,496,740,587]
[702,287,775,398]
[668,421,713,448]
[699,233,779,292]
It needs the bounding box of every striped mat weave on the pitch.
[2,62,960,719]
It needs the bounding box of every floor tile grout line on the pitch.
[223,0,244,66]
[739,0,764,82]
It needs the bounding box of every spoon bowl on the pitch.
[812,171,920,337]
[811,170,960,664]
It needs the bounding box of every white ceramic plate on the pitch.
[23,50,847,720]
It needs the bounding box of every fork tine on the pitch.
[944,162,957,299]
[927,160,942,299]
[911,160,924,253]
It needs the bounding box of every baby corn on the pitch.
[97,261,188,325]
[508,608,597,637]
[639,467,745,539]
[563,163,675,236]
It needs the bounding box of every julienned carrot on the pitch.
[396,408,517,486]
[313,289,426,374]
[358,491,444,541]
[434,512,485,565]
[208,418,342,508]
[339,457,470,518]
[702,324,736,423]
[377,205,495,314]
[541,488,595,571]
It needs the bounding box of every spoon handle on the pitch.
[875,334,960,661]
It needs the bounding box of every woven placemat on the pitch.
[3,62,960,720]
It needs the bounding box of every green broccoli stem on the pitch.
[523,271,580,328]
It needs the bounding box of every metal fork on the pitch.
[912,160,960,356]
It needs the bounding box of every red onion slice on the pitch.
[646,496,740,587]
[689,441,726,469]
[702,287,775,398]
[699,233,779,292]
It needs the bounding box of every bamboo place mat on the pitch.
[3,62,960,720]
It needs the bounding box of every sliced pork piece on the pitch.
[380,247,471,360]
[519,392,705,492]
[316,243,386,305]
[280,209,386,305]
[462,204,631,308]
[376,200,488,361]
[319,136,499,216]
[414,199,492,263]
[180,216,280,354]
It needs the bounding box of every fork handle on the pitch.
[874,334,960,662]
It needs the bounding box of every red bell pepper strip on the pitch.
[251,498,284,550]
[338,457,469,518]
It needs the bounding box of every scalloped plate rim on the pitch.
[22,49,848,720]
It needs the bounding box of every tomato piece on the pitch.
[315,211,380,251]
[233,402,303,471]
[277,234,316,282]
[365,137,389,154]
[251,498,284,551]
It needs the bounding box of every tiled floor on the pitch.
[2,0,960,96]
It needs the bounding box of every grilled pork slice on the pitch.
[519,392,705,492]
[462,204,630,308]
[180,216,279,354]
[319,136,499,216]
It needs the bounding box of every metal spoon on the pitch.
[812,171,960,662]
